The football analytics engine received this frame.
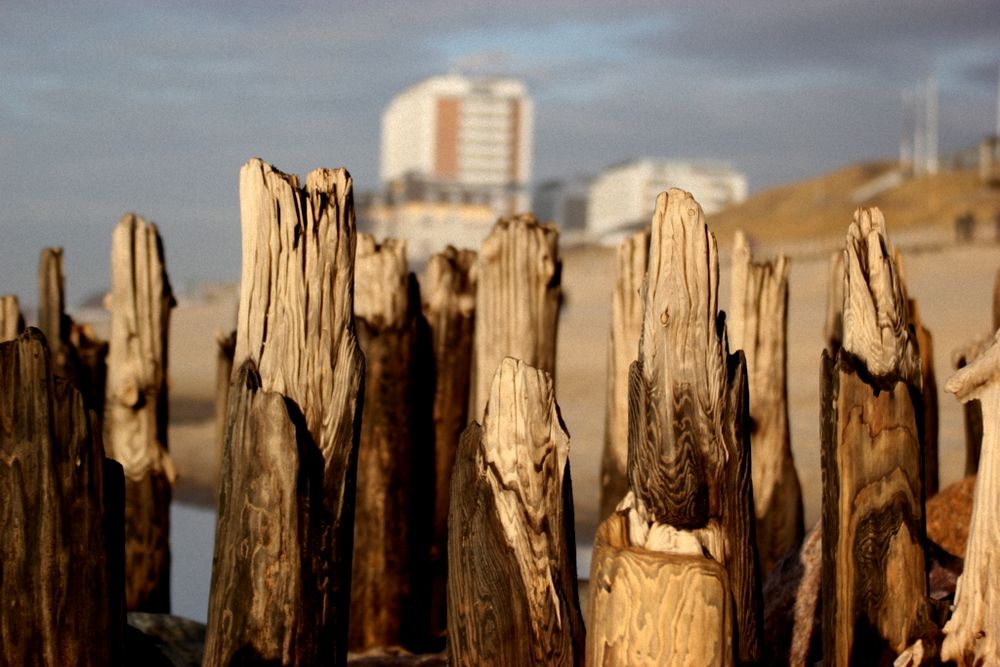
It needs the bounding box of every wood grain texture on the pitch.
[621,189,761,665]
[821,208,931,666]
[0,294,24,342]
[599,229,649,522]
[104,213,175,612]
[587,512,733,667]
[205,158,364,667]
[448,358,584,666]
[470,213,560,420]
[729,230,803,574]
[351,234,432,651]
[0,329,115,666]
[421,245,476,640]
[941,332,1000,666]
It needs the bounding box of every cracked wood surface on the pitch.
[729,230,803,575]
[448,358,584,666]
[204,158,364,666]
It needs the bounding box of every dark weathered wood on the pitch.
[590,189,761,666]
[214,329,236,484]
[599,229,649,522]
[954,337,990,476]
[448,358,584,666]
[941,332,1000,665]
[351,235,433,652]
[0,329,116,666]
[820,207,932,666]
[910,299,939,496]
[204,159,364,667]
[421,245,476,640]
[0,294,24,342]
[729,231,803,574]
[824,249,844,352]
[470,213,560,419]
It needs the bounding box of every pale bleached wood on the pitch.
[598,229,649,522]
[470,214,560,420]
[38,247,68,360]
[205,158,364,667]
[729,230,803,574]
[448,358,584,666]
[0,329,117,665]
[0,294,24,342]
[591,189,761,666]
[821,207,932,666]
[351,234,431,651]
[941,331,1000,666]
[421,245,477,640]
[104,213,175,612]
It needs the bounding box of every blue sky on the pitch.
[1,0,998,305]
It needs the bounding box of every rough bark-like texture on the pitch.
[729,231,803,575]
[0,294,24,342]
[591,189,761,666]
[0,329,116,666]
[761,525,822,667]
[421,245,476,640]
[820,207,931,666]
[204,158,364,667]
[954,337,990,476]
[470,213,560,420]
[104,213,175,613]
[941,332,1000,666]
[599,229,649,522]
[588,512,733,667]
[448,358,584,666]
[351,235,433,652]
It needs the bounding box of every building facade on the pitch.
[380,74,534,217]
[587,159,748,243]
[533,176,591,238]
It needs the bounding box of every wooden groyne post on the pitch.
[598,229,648,522]
[820,208,932,665]
[729,231,803,574]
[421,246,476,639]
[103,214,175,613]
[0,329,122,665]
[0,294,24,342]
[203,159,364,666]
[470,214,560,420]
[448,357,585,666]
[587,190,761,666]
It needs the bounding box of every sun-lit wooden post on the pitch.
[448,357,585,666]
[587,190,761,666]
[729,231,803,574]
[0,294,24,342]
[104,213,175,613]
[203,159,364,666]
[820,208,933,665]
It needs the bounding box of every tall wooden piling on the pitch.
[470,214,560,420]
[820,208,932,665]
[421,246,477,639]
[448,357,585,666]
[203,159,364,666]
[729,231,803,574]
[104,214,175,612]
[0,294,24,342]
[598,229,649,522]
[587,189,761,666]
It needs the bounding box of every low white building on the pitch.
[587,159,748,243]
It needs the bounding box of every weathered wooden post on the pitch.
[587,189,761,666]
[213,329,236,480]
[104,213,175,613]
[910,298,939,496]
[470,214,560,420]
[941,331,1000,665]
[0,329,118,665]
[954,338,990,476]
[729,231,803,574]
[820,207,933,665]
[350,234,433,651]
[598,229,649,522]
[421,245,476,639]
[448,357,585,666]
[203,159,364,666]
[0,294,24,342]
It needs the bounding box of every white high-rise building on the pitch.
[380,74,534,216]
[587,159,748,243]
